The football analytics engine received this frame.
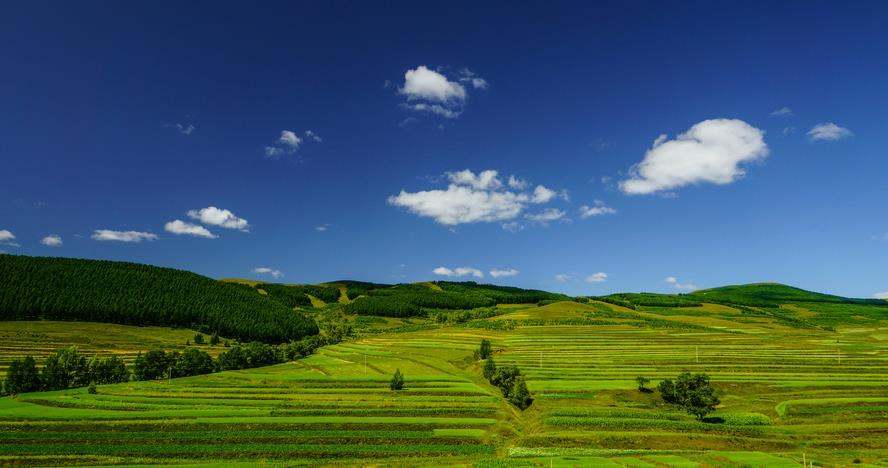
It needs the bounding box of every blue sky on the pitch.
[1,1,887,298]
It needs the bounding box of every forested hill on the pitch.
[0,255,317,343]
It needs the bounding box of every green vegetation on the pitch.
[0,264,885,466]
[658,372,720,420]
[689,282,888,307]
[0,255,318,343]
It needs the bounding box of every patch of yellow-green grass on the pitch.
[0,321,225,377]
[491,301,597,321]
[416,282,443,291]
[218,278,261,286]
[306,295,326,308]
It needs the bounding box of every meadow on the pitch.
[0,275,885,466]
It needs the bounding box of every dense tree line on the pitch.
[2,347,130,395]
[0,255,318,343]
[257,283,342,307]
[437,281,569,304]
[337,280,391,300]
[481,357,532,410]
[594,293,703,308]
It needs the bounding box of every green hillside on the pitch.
[688,282,888,307]
[0,255,317,343]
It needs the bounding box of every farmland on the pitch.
[0,295,885,466]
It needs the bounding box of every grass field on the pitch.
[0,298,885,466]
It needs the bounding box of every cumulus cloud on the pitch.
[665,276,698,291]
[264,130,304,156]
[873,292,888,300]
[530,185,563,204]
[579,200,617,218]
[619,119,768,195]
[501,221,524,233]
[448,169,502,190]
[91,230,158,243]
[555,274,573,283]
[389,169,567,226]
[315,225,329,232]
[507,175,529,190]
[0,229,18,247]
[770,107,793,117]
[397,66,487,120]
[586,272,608,283]
[433,266,484,278]
[187,207,249,231]
[40,234,63,247]
[253,267,283,279]
[490,268,519,278]
[807,123,852,142]
[525,208,567,223]
[164,220,217,239]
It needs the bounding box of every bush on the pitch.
[483,357,497,381]
[474,339,492,360]
[658,372,720,420]
[133,350,173,381]
[87,382,97,394]
[508,378,533,410]
[209,333,220,346]
[390,369,405,390]
[41,347,89,390]
[193,333,205,345]
[5,356,41,394]
[636,376,651,392]
[174,348,214,377]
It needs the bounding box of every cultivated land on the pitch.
[0,259,885,466]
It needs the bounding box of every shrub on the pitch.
[658,372,720,420]
[390,369,405,390]
[508,377,533,410]
[483,357,497,381]
[636,376,651,392]
[87,382,97,394]
[193,333,205,345]
[474,339,492,360]
[5,356,41,394]
[209,333,220,345]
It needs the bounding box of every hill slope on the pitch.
[688,282,887,307]
[0,255,317,343]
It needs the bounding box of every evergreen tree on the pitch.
[475,339,492,360]
[390,369,405,390]
[508,378,533,410]
[5,356,41,394]
[193,333,205,345]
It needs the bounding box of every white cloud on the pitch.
[40,234,63,247]
[530,185,557,203]
[619,119,768,195]
[264,130,304,157]
[253,267,283,279]
[187,207,249,231]
[401,66,466,103]
[447,169,502,190]
[0,229,15,244]
[579,200,617,218]
[397,66,488,121]
[665,276,698,291]
[490,268,519,278]
[164,220,217,239]
[873,292,888,300]
[770,107,793,117]
[586,272,608,283]
[807,123,852,142]
[782,126,796,135]
[433,266,484,278]
[507,175,529,190]
[315,224,329,232]
[525,208,567,223]
[164,123,195,135]
[390,169,567,226]
[501,221,524,233]
[91,230,158,243]
[305,130,323,142]
[555,274,573,283]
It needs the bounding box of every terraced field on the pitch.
[0,321,221,376]
[0,299,885,466]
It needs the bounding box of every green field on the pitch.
[0,294,885,466]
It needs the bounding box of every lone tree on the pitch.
[390,369,405,390]
[193,333,205,345]
[657,372,720,420]
[636,376,651,392]
[474,339,492,360]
